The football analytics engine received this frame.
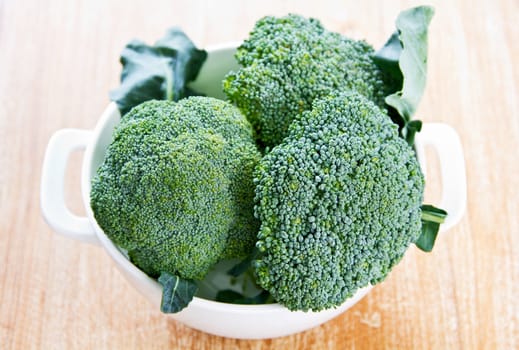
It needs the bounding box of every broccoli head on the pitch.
[91,97,261,281]
[253,92,424,311]
[223,14,396,148]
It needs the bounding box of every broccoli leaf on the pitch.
[215,289,272,305]
[110,28,207,115]
[385,6,434,120]
[372,32,403,83]
[227,248,260,277]
[158,272,198,313]
[374,6,434,145]
[375,8,449,250]
[416,204,447,252]
[227,258,252,278]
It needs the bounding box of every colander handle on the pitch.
[415,123,467,232]
[40,129,100,245]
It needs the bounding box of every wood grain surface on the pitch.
[1,0,518,348]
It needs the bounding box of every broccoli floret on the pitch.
[91,97,261,281]
[253,92,424,311]
[223,14,396,148]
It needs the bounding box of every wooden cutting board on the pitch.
[1,0,517,348]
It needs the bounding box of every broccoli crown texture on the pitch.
[223,14,396,148]
[253,92,424,311]
[91,97,261,280]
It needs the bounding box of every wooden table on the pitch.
[1,0,517,348]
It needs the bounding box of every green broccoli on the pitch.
[253,92,424,311]
[90,97,261,281]
[223,14,396,148]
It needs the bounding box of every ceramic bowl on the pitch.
[41,44,466,339]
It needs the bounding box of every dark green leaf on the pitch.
[384,6,434,121]
[110,28,207,115]
[227,248,260,277]
[374,6,434,146]
[421,204,448,222]
[373,32,404,84]
[227,258,252,278]
[215,289,244,303]
[416,221,440,252]
[416,204,448,252]
[158,272,198,313]
[215,289,272,305]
